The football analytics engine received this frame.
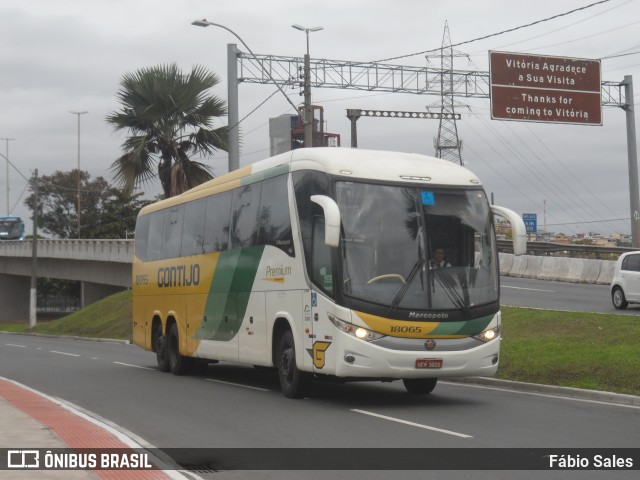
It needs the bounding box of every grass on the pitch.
[497,307,640,396]
[1,290,132,340]
[1,295,638,396]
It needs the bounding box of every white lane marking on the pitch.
[205,378,270,392]
[351,409,473,438]
[442,381,640,410]
[502,285,555,292]
[113,361,156,371]
[49,350,80,357]
[5,344,27,348]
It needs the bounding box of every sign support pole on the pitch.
[623,75,640,248]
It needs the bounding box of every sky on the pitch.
[1,0,639,237]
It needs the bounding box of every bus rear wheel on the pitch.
[167,323,194,375]
[403,378,438,394]
[277,330,312,398]
[154,326,170,372]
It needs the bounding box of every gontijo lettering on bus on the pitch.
[157,264,200,287]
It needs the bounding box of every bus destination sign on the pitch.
[489,51,602,125]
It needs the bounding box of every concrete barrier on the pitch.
[500,253,616,285]
[597,261,616,285]
[498,252,513,275]
[524,256,543,278]
[509,255,529,278]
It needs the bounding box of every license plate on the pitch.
[415,358,443,369]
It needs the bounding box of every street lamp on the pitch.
[70,111,88,239]
[191,19,300,172]
[291,24,323,148]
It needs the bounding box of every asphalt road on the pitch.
[1,333,638,480]
[500,276,640,315]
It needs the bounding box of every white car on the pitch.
[610,251,640,309]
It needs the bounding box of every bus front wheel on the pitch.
[403,377,438,394]
[277,330,312,398]
[167,323,194,376]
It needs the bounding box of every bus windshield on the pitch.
[337,182,498,313]
[0,218,24,240]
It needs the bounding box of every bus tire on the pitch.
[154,328,170,372]
[277,330,312,398]
[167,323,194,376]
[402,378,438,394]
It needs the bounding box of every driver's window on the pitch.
[312,218,334,296]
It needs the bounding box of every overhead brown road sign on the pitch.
[489,51,602,125]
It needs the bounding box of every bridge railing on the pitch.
[0,239,134,263]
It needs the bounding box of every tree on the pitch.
[106,63,229,198]
[24,170,152,239]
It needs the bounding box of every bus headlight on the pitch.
[328,313,385,342]
[472,325,501,343]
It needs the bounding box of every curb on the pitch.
[0,330,130,344]
[447,377,640,407]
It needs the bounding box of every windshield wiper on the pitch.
[387,258,425,315]
[432,268,471,317]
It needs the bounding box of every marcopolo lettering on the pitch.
[408,312,449,320]
[157,264,200,287]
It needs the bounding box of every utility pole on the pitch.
[346,109,361,147]
[623,76,640,248]
[1,138,15,215]
[292,24,323,147]
[70,111,88,239]
[30,169,38,329]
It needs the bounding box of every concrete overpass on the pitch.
[0,239,132,321]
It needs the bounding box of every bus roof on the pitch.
[139,148,482,215]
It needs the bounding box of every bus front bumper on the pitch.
[330,331,500,379]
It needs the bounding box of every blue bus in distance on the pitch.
[0,216,25,240]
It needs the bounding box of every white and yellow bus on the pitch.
[132,148,526,398]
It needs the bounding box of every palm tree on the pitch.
[106,63,228,198]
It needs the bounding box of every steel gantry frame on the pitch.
[234,50,626,107]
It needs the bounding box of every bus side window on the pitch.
[182,198,206,256]
[312,218,334,296]
[134,214,150,261]
[258,175,295,256]
[162,206,184,259]
[231,183,262,249]
[204,191,232,253]
[147,211,164,261]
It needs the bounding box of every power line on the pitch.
[470,0,633,54]
[467,113,624,234]
[372,0,612,63]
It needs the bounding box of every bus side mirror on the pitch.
[491,205,527,256]
[311,195,341,248]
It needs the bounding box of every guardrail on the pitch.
[497,240,635,259]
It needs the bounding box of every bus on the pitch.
[132,148,526,398]
[0,216,25,240]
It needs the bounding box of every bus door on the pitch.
[309,218,337,375]
[238,291,267,365]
